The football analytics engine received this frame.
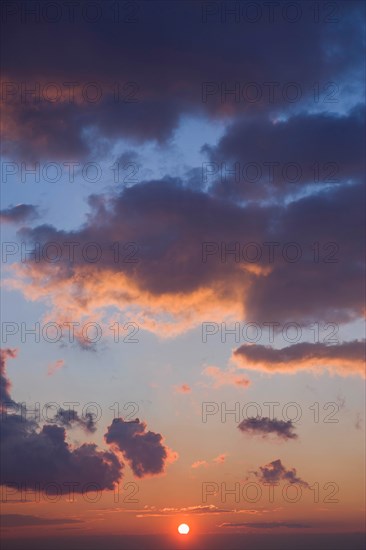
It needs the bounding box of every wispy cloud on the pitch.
[0,514,83,527]
[0,204,39,224]
[174,384,191,394]
[220,521,311,529]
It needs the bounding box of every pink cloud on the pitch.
[191,454,227,469]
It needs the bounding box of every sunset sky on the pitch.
[0,1,365,549]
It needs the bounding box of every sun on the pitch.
[178,523,190,535]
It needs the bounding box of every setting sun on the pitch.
[178,523,190,535]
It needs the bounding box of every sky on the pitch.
[0,1,365,549]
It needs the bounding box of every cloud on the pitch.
[0,514,83,527]
[205,106,365,202]
[335,393,346,410]
[219,521,311,529]
[136,504,262,517]
[54,407,97,433]
[354,413,363,430]
[1,418,122,493]
[191,460,208,469]
[0,350,175,492]
[2,2,363,159]
[233,341,365,377]
[47,359,65,376]
[174,384,191,394]
[203,366,250,389]
[104,418,178,478]
[252,459,309,488]
[0,204,39,224]
[191,454,227,469]
[0,348,17,407]
[238,418,297,440]
[240,182,364,325]
[7,178,364,342]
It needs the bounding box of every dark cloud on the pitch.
[0,514,83,527]
[354,413,363,430]
[135,504,262,517]
[0,349,17,406]
[0,204,39,224]
[243,183,365,324]
[252,459,309,487]
[233,340,365,376]
[1,532,364,550]
[0,350,176,492]
[1,2,364,159]
[2,98,182,161]
[238,418,297,440]
[2,5,365,343]
[105,418,176,478]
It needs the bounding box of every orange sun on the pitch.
[178,523,190,535]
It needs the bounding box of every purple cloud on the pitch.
[238,418,297,440]
[252,459,309,487]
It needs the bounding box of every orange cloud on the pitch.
[191,453,227,468]
[0,348,18,407]
[6,179,364,343]
[232,341,365,377]
[6,262,244,339]
[213,453,227,464]
[47,359,65,376]
[191,460,208,469]
[174,384,191,393]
